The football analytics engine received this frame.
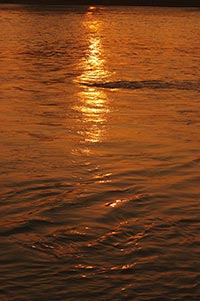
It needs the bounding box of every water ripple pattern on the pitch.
[0,4,200,301]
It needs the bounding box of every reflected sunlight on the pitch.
[75,9,111,145]
[79,17,109,83]
[76,87,109,143]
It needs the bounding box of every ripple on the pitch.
[82,79,200,91]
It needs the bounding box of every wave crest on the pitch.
[81,79,200,91]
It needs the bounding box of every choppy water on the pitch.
[0,4,200,301]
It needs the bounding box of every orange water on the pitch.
[0,4,199,301]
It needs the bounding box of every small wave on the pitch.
[81,80,200,91]
[105,193,149,208]
[0,219,55,237]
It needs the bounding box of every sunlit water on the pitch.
[0,4,200,301]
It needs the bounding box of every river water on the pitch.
[0,4,200,301]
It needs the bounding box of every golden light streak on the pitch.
[75,9,111,145]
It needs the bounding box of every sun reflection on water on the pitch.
[79,14,110,84]
[75,9,111,145]
[76,87,109,144]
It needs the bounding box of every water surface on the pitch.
[0,4,200,301]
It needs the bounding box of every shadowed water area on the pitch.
[0,4,200,301]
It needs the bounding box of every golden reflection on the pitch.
[87,5,106,15]
[79,18,109,84]
[75,9,111,145]
[75,87,109,143]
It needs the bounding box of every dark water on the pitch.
[0,4,200,301]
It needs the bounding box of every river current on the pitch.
[0,4,200,301]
